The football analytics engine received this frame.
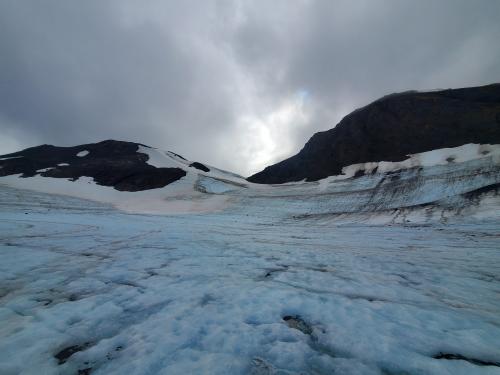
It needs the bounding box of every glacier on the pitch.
[0,144,500,374]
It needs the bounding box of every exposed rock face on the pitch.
[0,140,186,191]
[248,83,500,184]
[189,162,210,172]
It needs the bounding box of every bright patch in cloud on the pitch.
[223,92,310,176]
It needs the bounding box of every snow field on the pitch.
[0,187,499,374]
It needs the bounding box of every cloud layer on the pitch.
[1,0,499,175]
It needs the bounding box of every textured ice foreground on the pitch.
[1,186,500,375]
[1,144,499,374]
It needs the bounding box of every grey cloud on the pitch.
[1,0,499,175]
[0,1,239,168]
[228,1,500,144]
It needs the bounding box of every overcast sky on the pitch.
[1,0,499,176]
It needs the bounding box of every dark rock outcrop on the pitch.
[189,162,210,172]
[0,140,186,191]
[248,83,500,184]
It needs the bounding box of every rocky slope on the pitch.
[248,83,500,184]
[0,140,187,191]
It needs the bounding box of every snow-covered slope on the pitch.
[0,143,248,214]
[238,143,500,224]
[1,142,499,223]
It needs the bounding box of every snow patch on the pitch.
[321,144,500,185]
[76,150,89,157]
[138,145,182,169]
[0,155,23,161]
[138,145,249,185]
[35,167,55,173]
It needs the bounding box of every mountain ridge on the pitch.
[0,140,187,191]
[248,83,500,184]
